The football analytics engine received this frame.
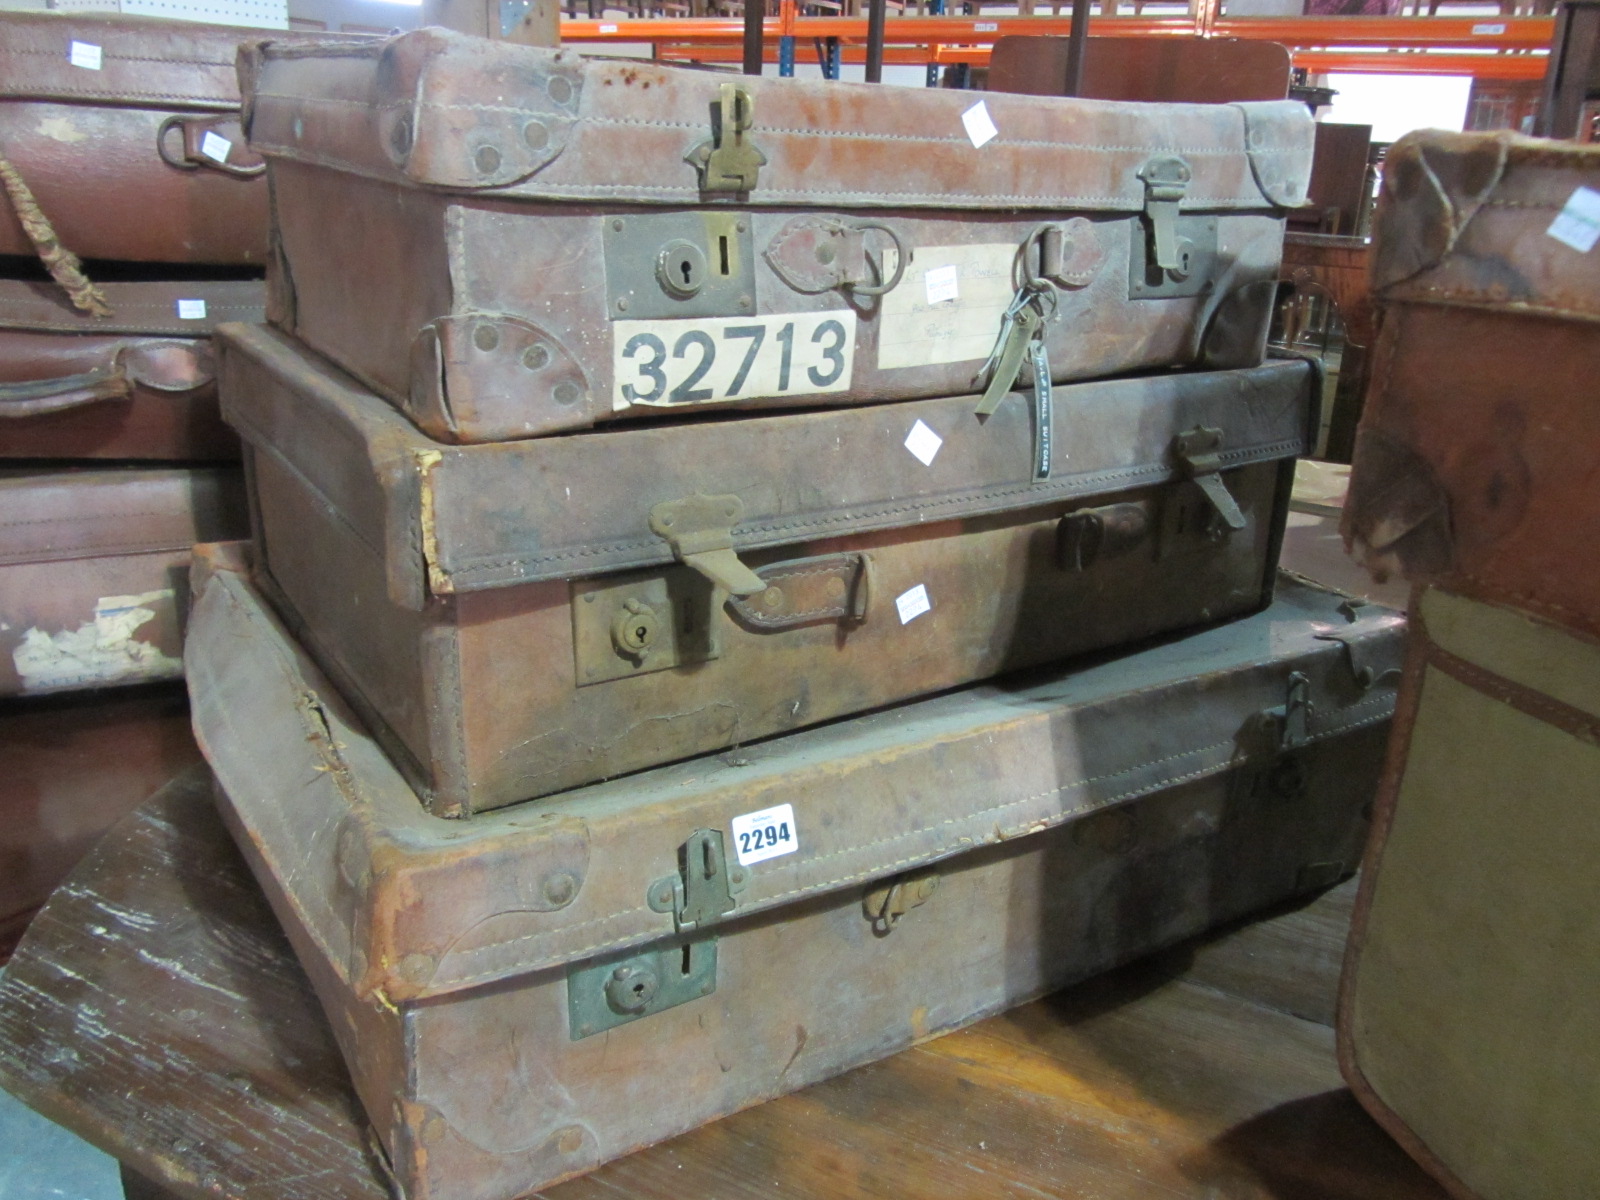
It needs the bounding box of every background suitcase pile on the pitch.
[173,27,1411,1200]
[1337,131,1600,1200]
[0,12,269,960]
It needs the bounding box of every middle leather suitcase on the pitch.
[239,29,1313,444]
[222,323,1316,815]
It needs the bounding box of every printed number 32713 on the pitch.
[612,311,857,410]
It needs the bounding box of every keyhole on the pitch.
[681,945,693,975]
[635,624,649,641]
[632,981,647,997]
[718,235,730,275]
[680,259,693,285]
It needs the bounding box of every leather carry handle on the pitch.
[725,552,871,631]
[0,340,213,418]
[157,114,266,179]
[0,364,131,417]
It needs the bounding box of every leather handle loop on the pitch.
[725,552,871,632]
[0,364,130,417]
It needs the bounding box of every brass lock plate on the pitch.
[567,937,717,1040]
[604,211,757,321]
[572,566,721,685]
[1128,214,1218,300]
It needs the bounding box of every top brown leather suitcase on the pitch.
[1344,131,1600,638]
[0,12,307,266]
[241,29,1314,444]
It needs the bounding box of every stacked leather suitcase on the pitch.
[188,28,1405,1198]
[0,12,267,959]
[1338,131,1600,1200]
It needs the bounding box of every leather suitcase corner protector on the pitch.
[191,559,1401,1004]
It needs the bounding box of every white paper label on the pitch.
[924,263,960,306]
[1547,186,1600,254]
[176,298,207,320]
[730,803,798,866]
[903,419,943,466]
[69,41,102,70]
[599,21,618,30]
[613,311,855,411]
[199,131,233,163]
[961,100,998,149]
[878,243,1016,370]
[1472,22,1506,33]
[895,584,931,625]
[974,20,998,31]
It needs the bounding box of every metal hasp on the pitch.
[1260,671,1312,752]
[649,493,766,596]
[864,869,939,935]
[686,83,766,194]
[1172,427,1248,532]
[568,829,746,1039]
[1131,156,1216,300]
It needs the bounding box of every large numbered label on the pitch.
[611,311,857,412]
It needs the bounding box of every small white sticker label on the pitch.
[69,41,102,70]
[903,419,943,466]
[176,298,207,320]
[730,803,798,866]
[974,20,998,30]
[199,131,233,163]
[1547,186,1600,254]
[1472,21,1506,33]
[896,584,932,625]
[961,100,998,149]
[924,263,960,305]
[599,21,618,30]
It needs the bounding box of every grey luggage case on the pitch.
[222,323,1318,814]
[240,29,1314,443]
[189,547,1403,1200]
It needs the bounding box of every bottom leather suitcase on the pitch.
[1339,587,1600,1200]
[0,683,203,961]
[0,466,246,696]
[188,547,1402,1200]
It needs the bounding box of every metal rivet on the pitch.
[616,297,629,312]
[522,119,549,151]
[472,323,500,352]
[738,294,752,308]
[522,343,551,371]
[543,872,577,907]
[556,1127,585,1155]
[399,953,433,983]
[474,144,502,175]
[547,75,574,104]
[612,218,624,232]
[584,593,596,604]
[761,586,784,611]
[552,381,581,406]
[578,1023,594,1037]
[736,221,747,233]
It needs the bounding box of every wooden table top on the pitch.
[0,768,1446,1200]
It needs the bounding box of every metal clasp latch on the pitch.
[649,493,766,596]
[648,828,748,933]
[1172,426,1248,532]
[1138,155,1192,274]
[1260,671,1311,752]
[686,83,766,194]
[863,870,939,935]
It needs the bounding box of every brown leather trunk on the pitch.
[220,323,1316,815]
[0,12,332,266]
[0,277,263,460]
[1339,587,1600,1200]
[239,29,1313,443]
[0,466,247,696]
[189,551,1402,1200]
[1343,131,1600,639]
[0,683,202,963]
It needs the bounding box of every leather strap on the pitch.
[0,340,212,418]
[726,553,870,631]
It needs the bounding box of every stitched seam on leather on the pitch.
[437,439,1305,581]
[1391,288,1600,321]
[423,691,1396,986]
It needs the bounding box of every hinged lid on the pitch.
[239,28,1313,212]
